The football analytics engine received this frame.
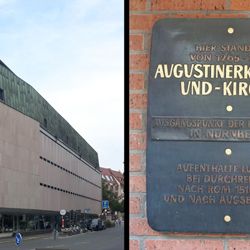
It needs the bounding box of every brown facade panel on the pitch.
[0,102,101,215]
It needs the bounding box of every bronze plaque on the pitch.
[147,19,250,233]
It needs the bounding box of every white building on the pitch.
[100,167,124,202]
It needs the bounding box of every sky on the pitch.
[0,0,124,172]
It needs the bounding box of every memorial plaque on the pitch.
[147,19,250,233]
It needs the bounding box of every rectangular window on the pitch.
[0,88,4,101]
[43,118,47,128]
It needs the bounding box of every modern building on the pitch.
[100,167,124,202]
[0,60,101,232]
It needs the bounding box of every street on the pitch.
[0,224,124,250]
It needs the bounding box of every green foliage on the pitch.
[104,220,115,228]
[119,199,124,213]
[102,181,124,213]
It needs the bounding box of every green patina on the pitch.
[0,60,99,169]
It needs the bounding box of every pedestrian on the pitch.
[118,219,121,226]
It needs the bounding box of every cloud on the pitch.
[0,0,15,8]
[0,0,124,171]
[42,70,124,170]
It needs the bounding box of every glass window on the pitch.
[44,118,47,128]
[0,88,4,101]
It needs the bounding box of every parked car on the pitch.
[90,219,105,231]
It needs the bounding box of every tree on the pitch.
[102,181,123,213]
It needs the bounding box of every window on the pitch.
[0,88,4,101]
[44,118,47,128]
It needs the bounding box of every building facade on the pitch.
[100,167,124,202]
[0,60,101,232]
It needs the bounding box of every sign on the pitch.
[102,200,109,209]
[15,232,22,246]
[147,19,250,233]
[60,209,66,216]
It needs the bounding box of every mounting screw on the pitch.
[224,215,231,223]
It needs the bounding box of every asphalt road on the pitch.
[0,224,124,250]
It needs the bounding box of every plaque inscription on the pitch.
[152,117,250,141]
[146,19,250,233]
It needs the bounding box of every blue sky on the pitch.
[0,0,124,172]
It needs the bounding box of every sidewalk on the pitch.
[0,230,89,243]
[0,233,12,239]
[0,232,52,244]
